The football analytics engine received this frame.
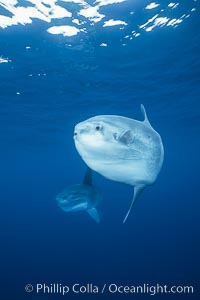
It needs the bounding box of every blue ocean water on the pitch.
[0,0,200,299]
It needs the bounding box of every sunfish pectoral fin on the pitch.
[118,130,134,145]
[83,167,92,186]
[87,208,100,223]
[140,104,152,128]
[123,184,145,223]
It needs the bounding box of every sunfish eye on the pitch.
[95,125,101,131]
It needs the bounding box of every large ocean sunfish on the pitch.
[74,105,164,223]
[56,168,102,223]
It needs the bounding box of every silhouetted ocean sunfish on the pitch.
[74,105,164,223]
[56,168,102,223]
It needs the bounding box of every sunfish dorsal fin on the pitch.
[87,208,100,223]
[123,185,145,223]
[140,104,151,127]
[83,167,92,186]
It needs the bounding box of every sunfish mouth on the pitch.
[73,133,78,142]
[73,125,83,141]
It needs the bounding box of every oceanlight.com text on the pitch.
[24,283,195,296]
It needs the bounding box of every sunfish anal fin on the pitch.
[87,208,100,223]
[123,185,145,223]
[83,167,92,186]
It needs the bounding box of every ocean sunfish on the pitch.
[56,168,102,223]
[74,104,164,223]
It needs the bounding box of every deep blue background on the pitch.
[0,1,200,299]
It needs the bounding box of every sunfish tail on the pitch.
[123,185,145,223]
